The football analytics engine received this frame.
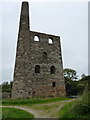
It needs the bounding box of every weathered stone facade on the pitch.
[12,1,66,99]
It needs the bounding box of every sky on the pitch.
[0,0,89,84]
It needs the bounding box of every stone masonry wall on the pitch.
[29,31,66,97]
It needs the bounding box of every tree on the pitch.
[64,68,78,81]
[79,75,90,83]
[77,75,90,94]
[1,81,13,92]
[64,68,89,96]
[81,74,86,79]
[64,68,78,96]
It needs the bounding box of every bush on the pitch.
[69,83,90,116]
[59,84,90,119]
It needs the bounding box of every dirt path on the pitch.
[0,105,42,118]
[0,99,76,118]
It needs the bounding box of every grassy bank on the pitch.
[59,100,89,119]
[58,100,78,118]
[2,97,70,105]
[58,90,90,119]
[2,107,34,119]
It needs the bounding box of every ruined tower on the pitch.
[12,1,66,98]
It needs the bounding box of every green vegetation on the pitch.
[0,107,2,119]
[30,103,59,112]
[30,102,63,117]
[64,68,89,96]
[2,97,70,105]
[0,81,12,92]
[2,107,34,119]
[59,100,89,119]
[59,100,78,118]
[31,104,58,111]
[59,84,90,119]
[0,100,2,105]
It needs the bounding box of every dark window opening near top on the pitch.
[43,52,47,59]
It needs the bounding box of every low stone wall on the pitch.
[2,92,11,99]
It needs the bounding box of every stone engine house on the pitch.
[12,1,66,98]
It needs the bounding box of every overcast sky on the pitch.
[0,0,88,84]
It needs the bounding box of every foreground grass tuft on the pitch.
[58,89,90,119]
[2,107,34,119]
[58,100,78,118]
[58,100,90,119]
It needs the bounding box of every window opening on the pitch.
[52,82,56,87]
[48,38,53,44]
[34,35,39,41]
[35,65,40,73]
[43,52,47,59]
[50,66,55,74]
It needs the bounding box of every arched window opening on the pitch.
[52,82,56,87]
[43,52,47,59]
[32,91,35,97]
[35,65,40,73]
[33,91,35,94]
[48,38,53,44]
[50,66,55,74]
[34,35,39,41]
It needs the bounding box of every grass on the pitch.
[0,100,2,105]
[30,103,59,112]
[2,107,34,119]
[0,107,2,120]
[2,97,71,106]
[30,102,63,117]
[31,104,57,111]
[58,87,90,119]
[58,95,90,119]
[58,100,77,118]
